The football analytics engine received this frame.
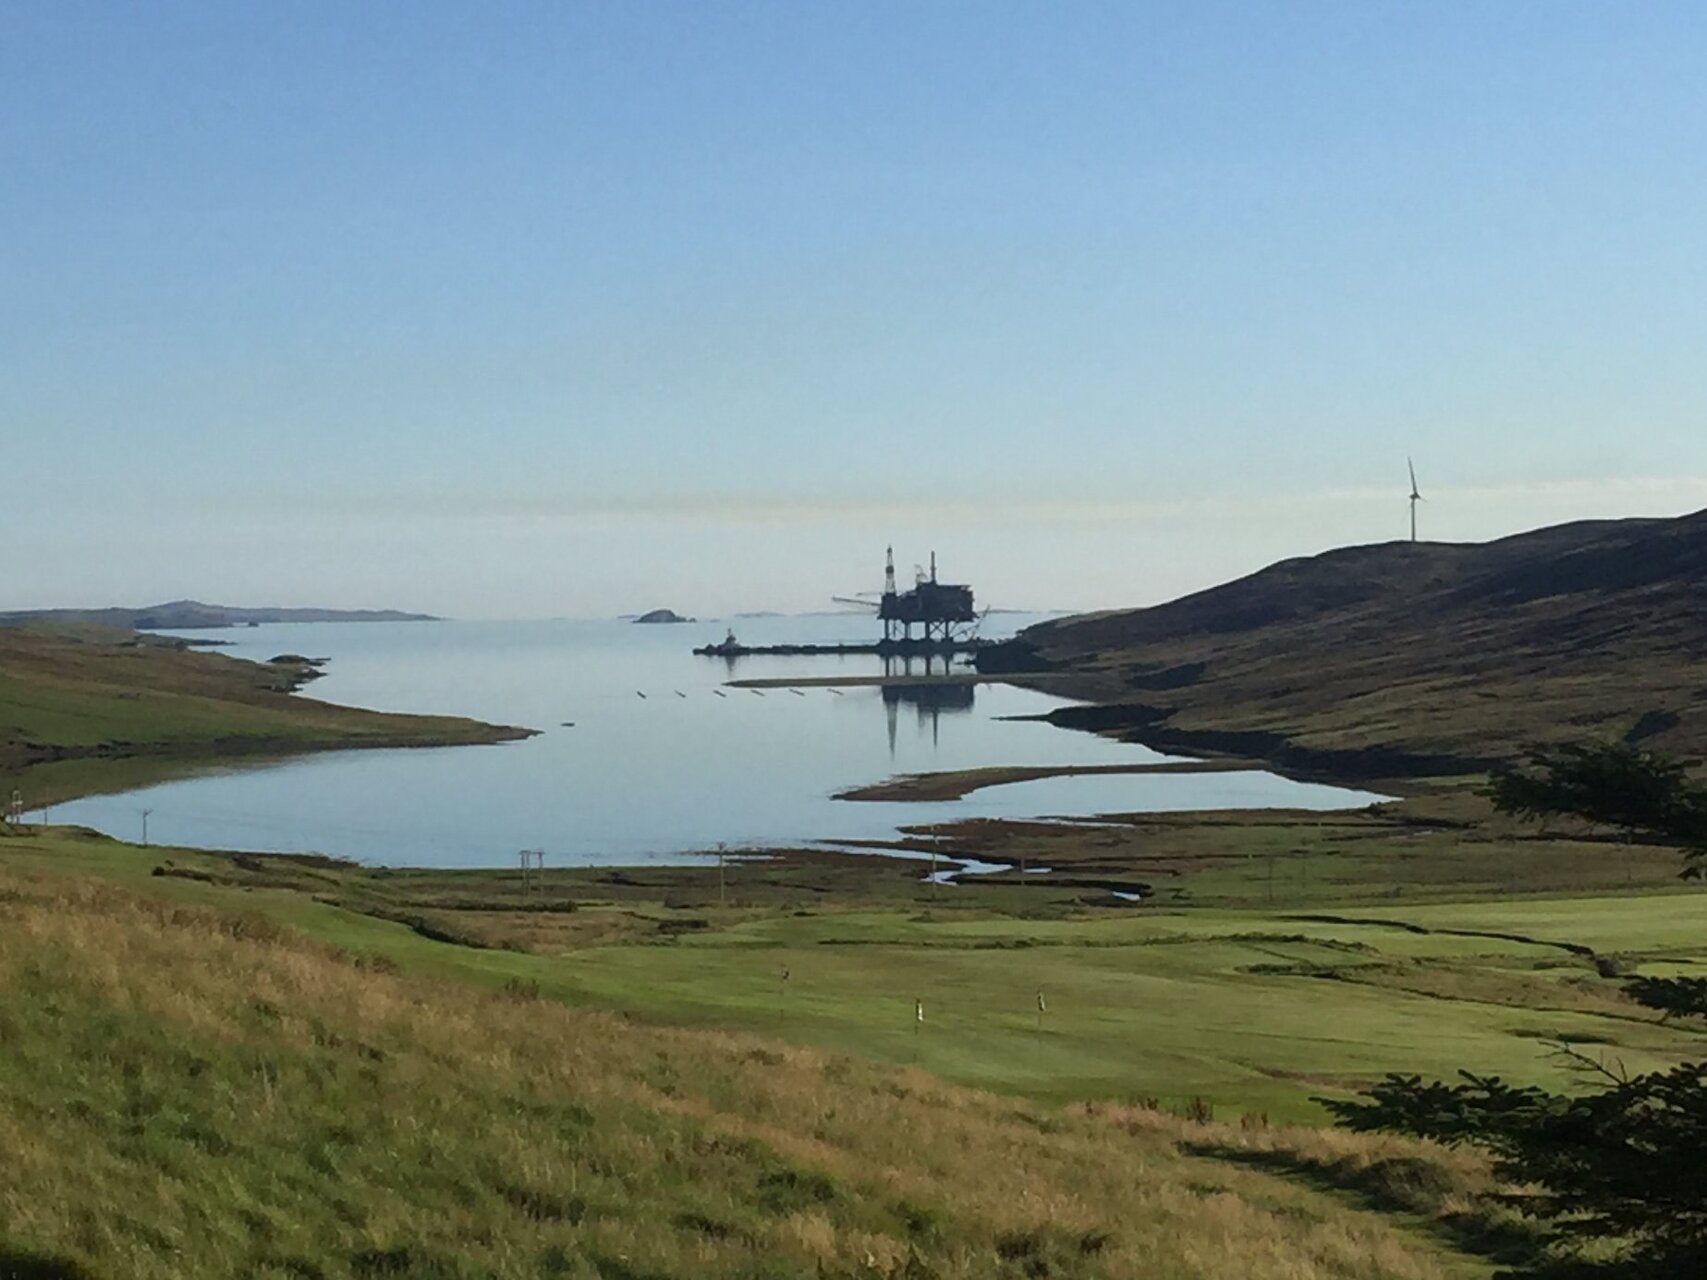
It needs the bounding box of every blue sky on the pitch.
[6,2,1707,616]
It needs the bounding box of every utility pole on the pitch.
[717,842,727,908]
[140,808,153,847]
[519,849,544,897]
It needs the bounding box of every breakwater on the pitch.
[694,639,988,658]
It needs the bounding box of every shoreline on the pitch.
[725,672,1078,689]
[6,621,1439,863]
[986,679,1478,799]
[0,623,537,811]
[834,759,1264,802]
[4,729,539,815]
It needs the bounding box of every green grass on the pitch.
[0,859,1512,1280]
[4,817,1695,1277]
[0,624,530,808]
[983,514,1707,776]
[1332,894,1707,953]
[545,906,1707,1117]
[7,825,1706,1126]
[899,791,1702,909]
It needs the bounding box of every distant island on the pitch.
[632,608,693,624]
[0,600,439,630]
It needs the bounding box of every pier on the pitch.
[692,638,987,659]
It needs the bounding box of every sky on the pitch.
[5,1,1707,618]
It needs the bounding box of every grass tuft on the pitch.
[0,860,1511,1278]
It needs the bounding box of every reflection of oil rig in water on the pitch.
[694,548,987,659]
[881,662,977,754]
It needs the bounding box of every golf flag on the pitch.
[1037,990,1046,1014]
[915,998,923,1024]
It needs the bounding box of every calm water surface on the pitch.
[47,616,1383,867]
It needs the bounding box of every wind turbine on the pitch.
[1407,457,1425,543]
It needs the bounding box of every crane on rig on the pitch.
[834,547,979,643]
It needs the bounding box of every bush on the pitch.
[1329,741,1707,1276]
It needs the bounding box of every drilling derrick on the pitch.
[878,548,976,646]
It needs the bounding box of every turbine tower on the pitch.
[1408,457,1424,543]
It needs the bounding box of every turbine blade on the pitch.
[1408,457,1417,491]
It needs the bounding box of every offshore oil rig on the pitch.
[874,547,976,645]
[695,547,985,659]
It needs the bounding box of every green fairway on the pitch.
[1333,894,1707,952]
[7,826,1705,1124]
[0,856,1519,1280]
[541,904,1707,1118]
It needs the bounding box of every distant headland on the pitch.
[631,608,693,624]
[0,600,440,630]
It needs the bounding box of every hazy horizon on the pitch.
[10,491,1704,623]
[8,3,1707,619]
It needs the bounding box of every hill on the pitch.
[0,853,1511,1279]
[0,600,437,630]
[977,511,1707,783]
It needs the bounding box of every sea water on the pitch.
[43,615,1383,867]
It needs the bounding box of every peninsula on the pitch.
[0,600,439,630]
[0,623,533,808]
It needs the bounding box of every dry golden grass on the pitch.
[985,515,1707,766]
[0,864,1505,1279]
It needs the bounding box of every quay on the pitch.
[693,638,987,658]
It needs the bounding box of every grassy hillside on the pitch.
[0,625,530,804]
[0,857,1513,1280]
[976,511,1707,782]
[7,825,1706,1126]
